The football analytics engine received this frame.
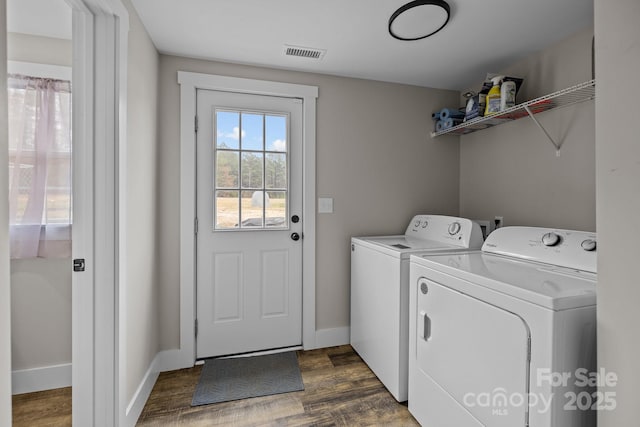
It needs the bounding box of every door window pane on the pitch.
[266,191,287,228]
[265,153,287,189]
[241,190,265,228]
[241,152,263,189]
[216,111,240,149]
[266,115,287,152]
[215,190,239,229]
[216,151,239,188]
[214,108,289,230]
[241,113,263,151]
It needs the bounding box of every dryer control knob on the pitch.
[542,232,561,247]
[448,222,461,235]
[414,220,421,228]
[581,239,597,251]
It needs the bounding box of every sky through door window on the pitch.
[214,109,288,229]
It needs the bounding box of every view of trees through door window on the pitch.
[214,109,288,229]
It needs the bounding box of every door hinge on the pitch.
[194,217,199,235]
[195,318,198,338]
[527,335,531,362]
[195,115,199,133]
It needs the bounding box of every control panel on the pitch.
[404,215,484,249]
[482,226,597,273]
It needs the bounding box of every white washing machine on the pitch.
[350,215,484,402]
[408,226,597,427]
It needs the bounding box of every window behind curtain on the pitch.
[7,73,72,259]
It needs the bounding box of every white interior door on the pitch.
[196,89,303,358]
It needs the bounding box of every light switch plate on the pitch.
[318,198,334,213]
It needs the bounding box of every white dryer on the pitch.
[350,215,483,402]
[408,226,597,427]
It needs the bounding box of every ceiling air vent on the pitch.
[284,45,326,60]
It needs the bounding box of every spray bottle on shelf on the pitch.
[500,80,517,111]
[484,75,503,116]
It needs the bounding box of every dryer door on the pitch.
[416,278,531,427]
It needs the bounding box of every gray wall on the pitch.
[11,259,71,370]
[122,0,161,404]
[157,56,461,348]
[7,34,73,372]
[459,28,595,231]
[1,0,13,422]
[7,32,72,66]
[594,0,640,425]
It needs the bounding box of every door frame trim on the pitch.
[67,0,129,425]
[176,72,318,367]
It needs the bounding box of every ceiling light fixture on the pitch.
[388,0,451,41]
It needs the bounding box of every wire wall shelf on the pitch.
[431,79,596,155]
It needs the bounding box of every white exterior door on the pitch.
[196,89,303,358]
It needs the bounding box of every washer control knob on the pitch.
[542,232,561,247]
[581,239,597,252]
[448,222,461,235]
[414,220,421,228]
[422,221,428,228]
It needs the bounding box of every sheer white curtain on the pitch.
[7,74,72,259]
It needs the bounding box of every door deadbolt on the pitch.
[291,215,300,223]
[291,232,300,241]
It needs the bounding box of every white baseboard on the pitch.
[12,363,72,395]
[122,348,200,426]
[121,347,198,427]
[122,353,161,427]
[314,326,350,349]
[158,348,193,372]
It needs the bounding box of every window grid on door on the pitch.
[213,109,289,230]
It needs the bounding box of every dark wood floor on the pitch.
[12,386,72,427]
[12,345,419,426]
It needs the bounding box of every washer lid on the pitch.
[353,235,457,258]
[411,251,596,310]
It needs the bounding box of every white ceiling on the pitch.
[131,0,593,90]
[6,0,593,90]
